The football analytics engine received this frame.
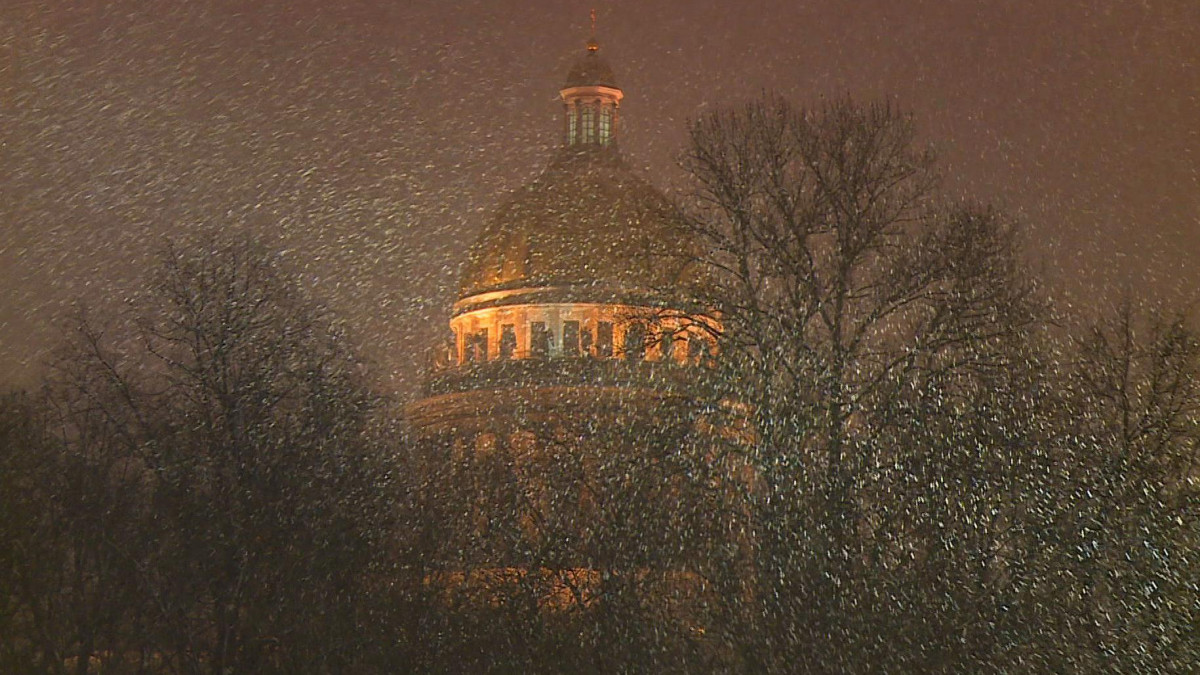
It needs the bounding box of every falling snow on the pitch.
[1,0,1197,389]
[1,1,1198,673]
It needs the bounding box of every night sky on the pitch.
[2,0,1197,393]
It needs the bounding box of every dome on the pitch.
[564,47,618,89]
[458,152,689,299]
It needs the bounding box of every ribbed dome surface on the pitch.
[459,151,688,298]
[564,49,618,88]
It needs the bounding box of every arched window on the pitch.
[660,329,674,361]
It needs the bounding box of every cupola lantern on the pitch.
[560,18,622,150]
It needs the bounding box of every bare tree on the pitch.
[417,406,748,673]
[681,95,1046,671]
[0,393,67,673]
[25,238,399,674]
[1,381,156,675]
[1042,305,1200,671]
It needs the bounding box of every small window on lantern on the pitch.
[582,105,595,144]
[599,108,612,146]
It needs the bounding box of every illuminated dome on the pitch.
[410,28,717,436]
[457,34,688,302]
[564,41,618,88]
[458,152,688,299]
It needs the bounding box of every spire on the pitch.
[560,12,623,150]
[587,8,599,52]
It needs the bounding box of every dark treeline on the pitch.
[2,96,1198,674]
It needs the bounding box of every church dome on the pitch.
[564,45,618,88]
[411,25,719,433]
[458,151,689,299]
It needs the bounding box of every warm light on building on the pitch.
[448,301,712,366]
[405,27,723,615]
[408,27,717,436]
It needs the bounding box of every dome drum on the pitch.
[452,284,682,317]
[422,356,714,400]
[407,383,706,438]
[447,300,714,366]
